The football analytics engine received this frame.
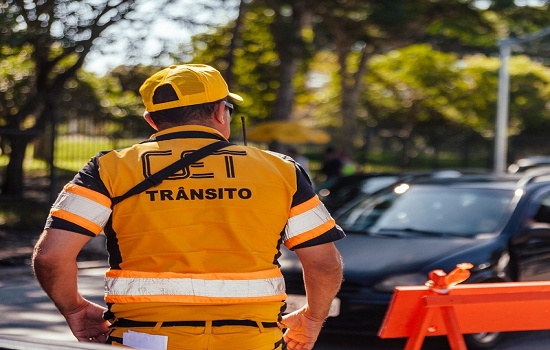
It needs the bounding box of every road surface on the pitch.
[2,262,550,349]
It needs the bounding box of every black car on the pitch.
[280,170,550,349]
[316,170,477,214]
[508,156,550,174]
[316,173,401,213]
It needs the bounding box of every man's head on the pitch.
[139,64,243,135]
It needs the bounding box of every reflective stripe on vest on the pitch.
[284,196,336,248]
[104,268,286,304]
[49,183,112,235]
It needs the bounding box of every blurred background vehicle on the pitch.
[281,170,550,349]
[317,169,488,214]
[508,156,550,174]
[316,173,401,213]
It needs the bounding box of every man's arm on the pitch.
[280,242,343,350]
[32,229,111,343]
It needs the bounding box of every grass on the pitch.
[54,135,144,172]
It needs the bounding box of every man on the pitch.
[316,147,344,188]
[32,64,345,350]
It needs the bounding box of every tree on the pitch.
[186,2,285,123]
[59,67,152,138]
[303,0,498,156]
[362,45,550,168]
[259,0,314,121]
[0,0,238,196]
[185,0,314,126]
[302,0,550,158]
[1,0,139,195]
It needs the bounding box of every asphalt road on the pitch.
[2,261,550,349]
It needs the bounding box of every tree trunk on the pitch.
[271,56,300,121]
[1,134,31,196]
[266,0,309,121]
[1,93,52,197]
[225,0,248,90]
[334,34,370,156]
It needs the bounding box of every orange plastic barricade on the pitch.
[378,263,550,350]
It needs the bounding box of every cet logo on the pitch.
[141,149,247,180]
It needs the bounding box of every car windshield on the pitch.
[336,185,514,238]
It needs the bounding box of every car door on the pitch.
[512,189,550,281]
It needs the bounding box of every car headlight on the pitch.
[373,273,428,292]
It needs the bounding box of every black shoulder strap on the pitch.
[111,141,230,206]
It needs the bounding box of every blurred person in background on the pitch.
[315,146,344,188]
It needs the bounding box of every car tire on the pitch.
[464,332,502,349]
[463,271,511,350]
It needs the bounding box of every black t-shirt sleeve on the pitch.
[71,151,111,196]
[45,151,112,236]
[289,165,346,249]
[291,225,345,249]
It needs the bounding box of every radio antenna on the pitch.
[241,116,247,146]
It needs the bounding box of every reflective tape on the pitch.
[284,201,333,242]
[104,270,286,303]
[50,185,112,231]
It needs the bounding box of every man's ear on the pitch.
[213,101,226,124]
[143,111,158,131]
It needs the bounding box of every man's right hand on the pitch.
[279,307,325,350]
[284,242,343,349]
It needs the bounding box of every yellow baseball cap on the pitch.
[139,64,243,112]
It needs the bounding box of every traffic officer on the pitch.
[32,64,345,350]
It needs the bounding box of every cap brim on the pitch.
[229,92,244,102]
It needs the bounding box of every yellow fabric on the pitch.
[108,302,285,324]
[109,324,284,350]
[105,267,284,280]
[64,183,112,207]
[98,126,301,320]
[139,64,243,112]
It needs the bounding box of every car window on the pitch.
[337,185,514,237]
[527,192,550,227]
[335,190,397,231]
[359,176,400,194]
[317,174,401,213]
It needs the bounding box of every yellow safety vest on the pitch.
[48,125,338,321]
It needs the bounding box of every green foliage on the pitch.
[0,45,35,123]
[184,4,281,123]
[424,2,498,50]
[507,55,550,133]
[2,0,550,187]
[294,50,342,127]
[366,45,462,128]
[55,68,150,139]
[54,135,144,171]
[364,44,550,145]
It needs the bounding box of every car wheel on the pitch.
[464,331,502,349]
[462,265,510,350]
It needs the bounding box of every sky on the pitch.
[82,0,549,75]
[84,20,192,75]
[83,0,238,75]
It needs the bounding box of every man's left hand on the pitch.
[64,299,111,343]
